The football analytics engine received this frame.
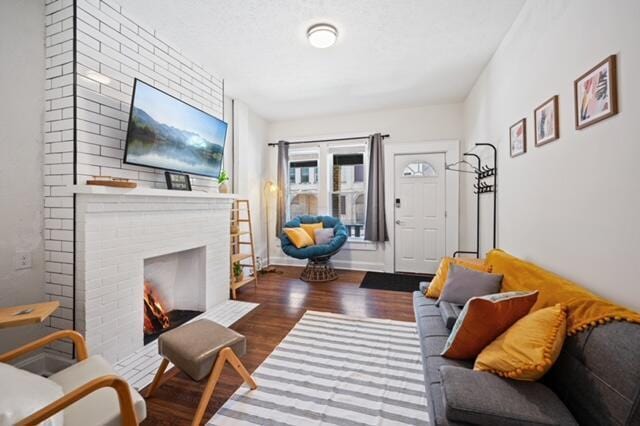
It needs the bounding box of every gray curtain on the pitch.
[364,133,388,242]
[275,140,289,237]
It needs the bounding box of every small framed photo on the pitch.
[509,118,526,157]
[574,55,618,129]
[534,95,559,146]
[165,171,192,191]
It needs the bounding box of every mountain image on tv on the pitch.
[125,80,227,178]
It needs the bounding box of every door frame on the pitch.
[383,140,460,273]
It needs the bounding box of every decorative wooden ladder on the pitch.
[230,199,258,299]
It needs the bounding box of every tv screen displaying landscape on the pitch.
[124,79,227,178]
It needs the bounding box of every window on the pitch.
[331,153,366,240]
[286,142,369,241]
[288,158,319,219]
[290,193,318,217]
[290,160,317,185]
[403,161,437,177]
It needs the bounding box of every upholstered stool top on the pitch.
[158,319,246,381]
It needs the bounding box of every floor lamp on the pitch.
[262,180,279,273]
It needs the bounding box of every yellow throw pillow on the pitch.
[284,227,314,249]
[301,222,323,243]
[426,257,491,298]
[474,303,567,381]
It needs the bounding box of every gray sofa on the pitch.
[413,285,640,425]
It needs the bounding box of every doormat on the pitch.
[359,271,434,293]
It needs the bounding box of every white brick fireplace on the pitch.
[71,185,234,363]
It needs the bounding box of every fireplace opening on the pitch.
[143,280,201,345]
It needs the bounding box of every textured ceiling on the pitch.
[119,0,525,121]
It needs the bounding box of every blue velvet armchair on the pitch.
[280,215,348,282]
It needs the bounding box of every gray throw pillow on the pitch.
[314,228,334,245]
[438,263,503,305]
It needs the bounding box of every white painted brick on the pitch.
[43,0,225,349]
[45,110,62,122]
[78,129,121,148]
[49,163,74,175]
[98,124,126,140]
[46,0,63,15]
[48,142,73,152]
[50,5,73,24]
[77,107,121,129]
[77,86,120,109]
[100,146,123,159]
[77,119,100,134]
[46,283,63,296]
[77,152,121,168]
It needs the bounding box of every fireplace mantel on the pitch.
[65,184,238,200]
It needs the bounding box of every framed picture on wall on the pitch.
[574,55,618,129]
[534,95,559,146]
[509,118,526,157]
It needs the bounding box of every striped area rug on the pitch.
[208,311,428,426]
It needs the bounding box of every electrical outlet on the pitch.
[15,251,32,270]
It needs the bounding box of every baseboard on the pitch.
[15,350,75,376]
[270,257,384,272]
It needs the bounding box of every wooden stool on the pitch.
[145,319,257,426]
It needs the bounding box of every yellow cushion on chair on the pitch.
[474,303,567,381]
[301,222,323,243]
[284,227,315,248]
[426,257,491,298]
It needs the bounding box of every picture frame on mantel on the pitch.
[509,118,527,157]
[165,171,192,191]
[574,55,618,130]
[534,95,559,146]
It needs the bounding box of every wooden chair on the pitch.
[0,330,145,425]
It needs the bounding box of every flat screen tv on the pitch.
[123,79,227,178]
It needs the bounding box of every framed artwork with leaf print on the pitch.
[574,55,618,130]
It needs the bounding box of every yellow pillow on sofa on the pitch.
[425,257,491,298]
[474,303,567,381]
[301,222,323,243]
[284,227,314,248]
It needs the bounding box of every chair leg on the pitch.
[191,350,228,426]
[191,347,257,426]
[145,358,169,398]
[224,348,257,389]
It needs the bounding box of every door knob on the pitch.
[395,220,402,225]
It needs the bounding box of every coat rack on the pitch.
[445,143,497,258]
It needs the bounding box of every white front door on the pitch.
[394,153,446,274]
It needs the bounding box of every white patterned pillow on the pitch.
[315,228,334,245]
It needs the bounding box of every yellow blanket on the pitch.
[486,249,640,335]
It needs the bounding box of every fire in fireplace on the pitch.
[143,280,202,345]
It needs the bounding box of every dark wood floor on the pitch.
[141,266,416,425]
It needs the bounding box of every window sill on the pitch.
[344,240,377,251]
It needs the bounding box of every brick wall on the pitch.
[75,192,232,363]
[43,0,225,355]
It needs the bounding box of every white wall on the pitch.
[0,0,47,353]
[233,100,269,263]
[267,104,463,270]
[462,0,640,310]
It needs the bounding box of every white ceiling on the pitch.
[120,0,525,121]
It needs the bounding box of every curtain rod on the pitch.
[267,134,390,147]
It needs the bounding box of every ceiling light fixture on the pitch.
[307,23,338,49]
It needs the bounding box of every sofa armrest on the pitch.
[16,374,139,426]
[0,330,88,363]
[440,366,577,425]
